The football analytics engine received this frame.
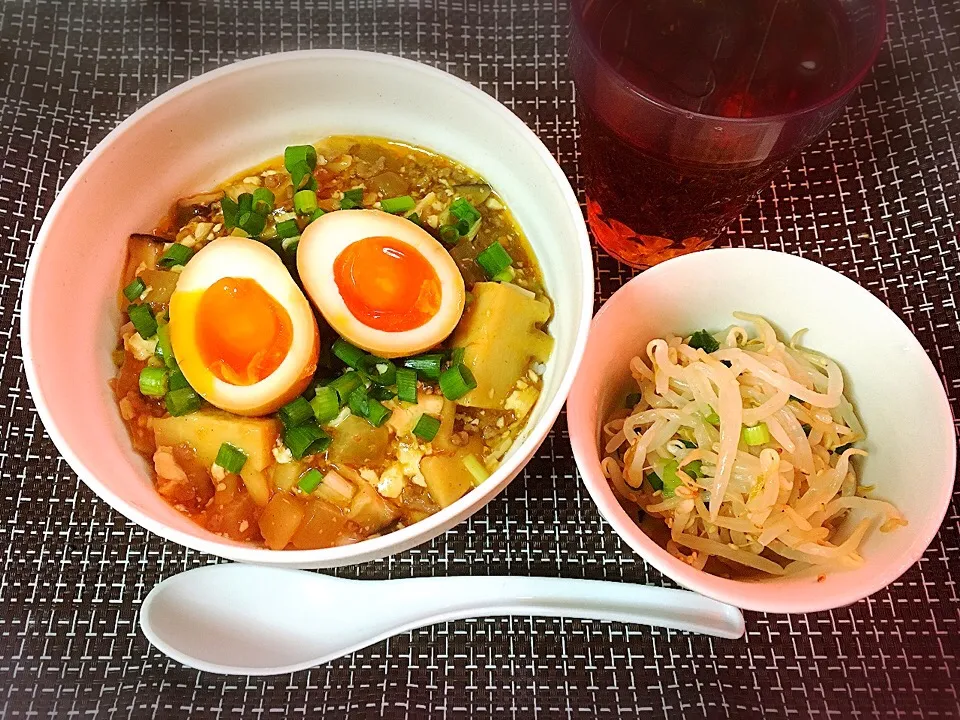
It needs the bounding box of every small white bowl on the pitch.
[568,248,955,613]
[22,51,593,568]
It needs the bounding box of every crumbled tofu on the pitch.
[212,223,223,232]
[179,234,197,248]
[239,520,249,533]
[272,441,293,464]
[243,176,262,186]
[359,468,379,486]
[504,385,540,421]
[118,397,135,421]
[135,261,147,276]
[485,197,504,210]
[210,463,226,482]
[398,442,427,486]
[426,214,439,228]
[377,463,406,498]
[125,332,158,361]
[262,169,278,176]
[153,446,187,484]
[193,222,213,240]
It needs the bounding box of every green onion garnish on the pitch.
[221,196,239,228]
[128,303,158,339]
[281,236,300,254]
[123,277,146,302]
[275,218,300,240]
[492,266,515,283]
[340,187,364,210]
[834,443,855,455]
[742,423,771,446]
[157,243,193,269]
[660,460,682,497]
[288,161,317,191]
[308,208,326,224]
[396,367,418,404]
[294,189,318,215]
[688,330,720,354]
[476,242,512,279]
[680,439,697,449]
[138,367,168,397]
[328,371,363,404]
[215,442,247,474]
[297,468,324,494]
[704,408,720,426]
[155,324,175,367]
[278,397,314,429]
[168,367,190,391]
[625,392,642,408]
[463,454,490,484]
[332,338,366,369]
[646,471,663,492]
[360,355,397,386]
[449,198,481,228]
[449,347,465,367]
[412,414,441,442]
[365,399,391,427]
[380,195,416,214]
[369,385,396,402]
[347,386,369,418]
[439,363,477,401]
[237,193,254,214]
[284,421,331,459]
[238,211,267,237]
[310,386,341,424]
[252,187,274,215]
[165,387,201,416]
[684,460,703,479]
[284,145,318,173]
[407,212,421,226]
[402,353,445,380]
[438,224,459,246]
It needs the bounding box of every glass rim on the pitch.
[569,0,888,126]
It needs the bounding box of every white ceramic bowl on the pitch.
[22,50,593,568]
[568,248,955,613]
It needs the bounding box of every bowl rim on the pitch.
[568,247,956,613]
[21,49,595,565]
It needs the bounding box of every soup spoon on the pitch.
[139,563,744,675]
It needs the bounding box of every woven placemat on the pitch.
[1,1,958,717]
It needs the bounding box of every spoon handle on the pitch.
[376,575,744,639]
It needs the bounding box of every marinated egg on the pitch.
[169,237,319,416]
[297,209,465,358]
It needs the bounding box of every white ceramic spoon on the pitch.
[140,564,745,675]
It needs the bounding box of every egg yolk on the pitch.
[195,277,293,385]
[333,236,442,332]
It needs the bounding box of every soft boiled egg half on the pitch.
[298,209,466,358]
[169,237,319,416]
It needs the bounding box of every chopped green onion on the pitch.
[252,187,275,214]
[476,242,512,279]
[332,339,366,369]
[297,468,324,494]
[492,266,515,283]
[625,392,642,408]
[128,304,158,339]
[283,421,331,459]
[396,367,418,404]
[215,442,247,474]
[294,189,318,215]
[237,193,253,214]
[742,423,771,446]
[704,408,720,426]
[308,208,326,224]
[157,243,193,269]
[449,347,466,367]
[281,236,300,254]
[439,363,477,401]
[412,414,441,442]
[402,353,445,380]
[407,212,421,226]
[683,460,703,479]
[123,277,146,302]
[288,161,317,191]
[380,195,416,214]
[221,196,239,228]
[310,386,341,424]
[360,355,397,386]
[365,400,391,427]
[165,387,201,416]
[438,224,459,245]
[138,367,168,397]
[328,371,363,404]
[463,454,490,484]
[276,218,300,239]
[278,397,314,429]
[284,145,318,173]
[369,385,396,402]
[801,423,812,434]
[168,367,190,391]
[834,443,855,454]
[340,187,364,210]
[688,330,720,354]
[237,211,266,237]
[660,460,682,497]
[646,472,663,492]
[449,197,482,228]
[155,324,175,367]
[347,386,369,418]
[680,439,697,449]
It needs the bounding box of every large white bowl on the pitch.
[22,51,593,568]
[568,248,955,613]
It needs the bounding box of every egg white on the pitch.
[297,209,465,358]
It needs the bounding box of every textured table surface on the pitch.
[2,1,959,718]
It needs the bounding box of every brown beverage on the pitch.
[570,0,874,267]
